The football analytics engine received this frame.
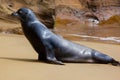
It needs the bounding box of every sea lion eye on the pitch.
[19,10,23,14]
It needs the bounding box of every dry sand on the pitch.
[0,34,120,80]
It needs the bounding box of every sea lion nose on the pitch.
[11,12,19,17]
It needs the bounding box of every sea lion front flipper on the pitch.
[47,58,64,65]
[45,44,64,65]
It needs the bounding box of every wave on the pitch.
[66,34,120,43]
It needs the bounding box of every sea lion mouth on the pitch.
[11,12,24,22]
[11,12,19,17]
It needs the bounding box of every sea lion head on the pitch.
[11,8,37,22]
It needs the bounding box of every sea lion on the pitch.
[11,8,120,66]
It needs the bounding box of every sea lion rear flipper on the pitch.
[111,59,120,66]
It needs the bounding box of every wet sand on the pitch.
[0,34,120,80]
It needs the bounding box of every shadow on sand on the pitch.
[0,57,112,65]
[0,57,40,63]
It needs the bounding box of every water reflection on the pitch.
[55,24,120,45]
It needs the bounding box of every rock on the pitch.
[0,0,120,34]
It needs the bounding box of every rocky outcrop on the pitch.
[55,0,120,27]
[0,0,120,34]
[0,0,55,28]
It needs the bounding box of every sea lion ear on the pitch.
[26,11,30,17]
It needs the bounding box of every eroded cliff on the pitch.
[0,0,120,34]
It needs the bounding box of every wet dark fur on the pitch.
[12,8,120,66]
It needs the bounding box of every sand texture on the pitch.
[0,34,120,80]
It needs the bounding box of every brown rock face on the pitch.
[0,0,55,30]
[0,0,120,34]
[55,0,120,27]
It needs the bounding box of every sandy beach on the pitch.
[0,34,120,80]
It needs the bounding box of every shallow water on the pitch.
[55,24,120,45]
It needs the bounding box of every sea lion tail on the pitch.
[92,51,120,66]
[111,59,120,66]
